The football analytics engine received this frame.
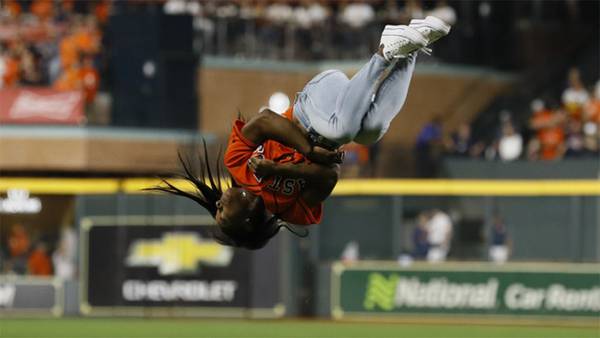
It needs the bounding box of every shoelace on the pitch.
[420,46,433,55]
[391,46,432,59]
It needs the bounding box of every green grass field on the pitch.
[0,318,598,338]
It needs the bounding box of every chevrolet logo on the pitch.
[125,232,233,275]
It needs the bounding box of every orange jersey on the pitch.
[585,99,600,124]
[531,110,565,160]
[224,109,322,225]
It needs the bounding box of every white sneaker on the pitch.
[379,25,428,61]
[409,16,451,45]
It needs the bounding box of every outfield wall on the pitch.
[0,179,599,318]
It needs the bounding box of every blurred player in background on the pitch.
[152,16,451,250]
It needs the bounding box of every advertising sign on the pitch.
[81,217,251,315]
[332,263,600,318]
[0,277,62,315]
[0,88,84,124]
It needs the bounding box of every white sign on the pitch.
[9,90,81,120]
[0,284,16,307]
[0,189,42,214]
[505,283,600,312]
[122,280,238,302]
[395,277,498,309]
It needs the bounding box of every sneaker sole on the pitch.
[410,16,451,44]
[411,16,451,34]
[381,26,428,48]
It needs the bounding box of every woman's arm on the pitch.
[241,109,342,165]
[249,158,339,206]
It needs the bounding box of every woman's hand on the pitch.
[306,146,344,165]
[248,157,277,178]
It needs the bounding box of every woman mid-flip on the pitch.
[152,17,451,250]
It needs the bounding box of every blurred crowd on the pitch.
[341,208,511,264]
[1,223,77,279]
[0,0,107,105]
[165,0,456,60]
[410,209,453,263]
[408,210,510,264]
[415,68,600,176]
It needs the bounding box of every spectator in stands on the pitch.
[1,46,20,88]
[94,1,111,27]
[59,22,80,71]
[380,0,404,25]
[4,0,22,17]
[337,0,375,58]
[52,226,77,280]
[446,123,483,158]
[428,0,457,25]
[565,119,586,157]
[583,80,600,144]
[292,0,330,59]
[447,123,471,157]
[399,0,425,23]
[19,45,42,85]
[340,240,359,263]
[53,57,81,91]
[415,117,443,177]
[261,1,293,58]
[338,1,376,29]
[412,212,430,259]
[8,223,30,274]
[30,0,54,22]
[77,16,102,56]
[527,99,566,161]
[582,119,599,156]
[426,209,453,263]
[583,82,599,151]
[497,120,523,161]
[28,242,52,276]
[562,68,589,121]
[488,215,511,264]
[340,142,370,178]
[81,55,99,104]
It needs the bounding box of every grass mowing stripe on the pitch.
[0,319,597,338]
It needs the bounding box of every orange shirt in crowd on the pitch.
[8,225,30,257]
[81,65,99,103]
[28,248,53,276]
[3,57,20,87]
[61,0,75,13]
[74,30,100,55]
[532,110,565,160]
[585,99,600,124]
[95,1,111,24]
[59,35,78,69]
[31,0,54,21]
[54,66,81,91]
[6,0,22,17]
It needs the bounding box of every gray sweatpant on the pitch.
[293,53,416,145]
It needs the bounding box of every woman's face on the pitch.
[215,187,259,228]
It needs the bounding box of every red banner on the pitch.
[0,88,85,125]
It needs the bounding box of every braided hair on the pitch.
[145,141,304,250]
